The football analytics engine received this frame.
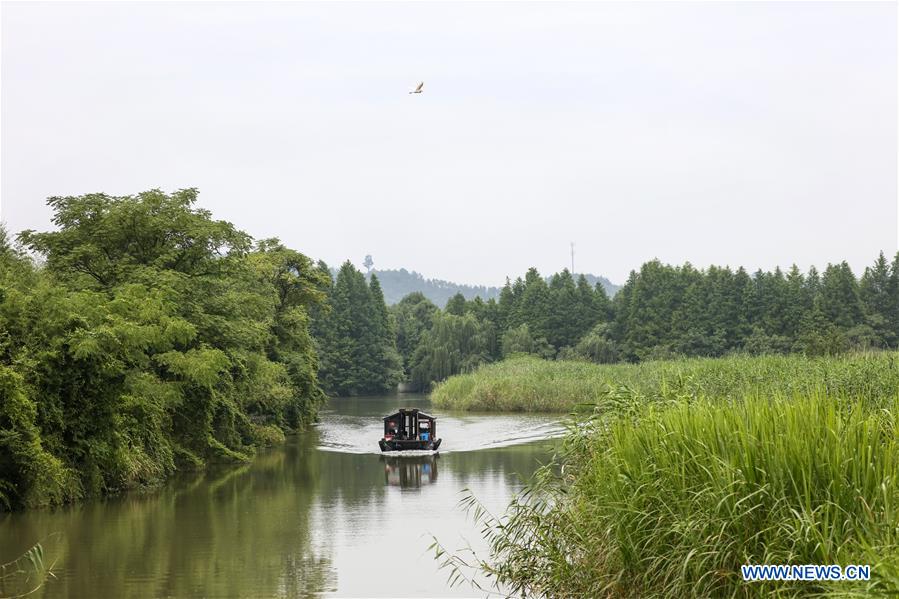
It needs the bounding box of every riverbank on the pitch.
[433,352,899,596]
[430,352,899,412]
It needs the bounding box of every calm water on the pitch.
[0,395,563,598]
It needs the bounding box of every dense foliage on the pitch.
[435,352,899,597]
[401,253,899,389]
[312,262,402,395]
[0,190,327,510]
[389,292,438,380]
[397,270,612,388]
[612,258,899,361]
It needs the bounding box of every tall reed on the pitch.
[431,352,899,413]
[433,353,899,597]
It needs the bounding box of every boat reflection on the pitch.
[381,454,439,489]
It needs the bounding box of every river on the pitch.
[0,394,564,598]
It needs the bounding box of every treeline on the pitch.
[311,267,616,393]
[365,267,619,307]
[611,257,899,360]
[361,268,502,306]
[321,255,899,391]
[396,268,616,389]
[0,190,328,510]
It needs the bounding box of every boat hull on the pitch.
[379,438,442,452]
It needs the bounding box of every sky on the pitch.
[1,1,896,286]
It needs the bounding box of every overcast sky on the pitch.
[2,1,896,286]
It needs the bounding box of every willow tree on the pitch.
[409,312,490,389]
[390,292,439,378]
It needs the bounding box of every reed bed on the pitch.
[430,352,899,413]
[432,353,899,597]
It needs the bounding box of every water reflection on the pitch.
[382,455,439,489]
[0,396,559,598]
[0,433,336,599]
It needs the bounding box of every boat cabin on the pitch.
[383,408,436,442]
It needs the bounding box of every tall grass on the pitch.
[432,353,899,597]
[431,352,899,413]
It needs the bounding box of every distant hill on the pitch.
[575,273,620,298]
[345,267,619,306]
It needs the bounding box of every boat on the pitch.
[379,408,442,452]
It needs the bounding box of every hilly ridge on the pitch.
[357,267,619,306]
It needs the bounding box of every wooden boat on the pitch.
[379,408,442,452]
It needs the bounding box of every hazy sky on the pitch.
[2,1,896,286]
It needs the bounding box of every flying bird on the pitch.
[409,81,424,94]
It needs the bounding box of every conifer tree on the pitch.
[820,262,864,330]
[315,262,401,395]
[860,252,897,347]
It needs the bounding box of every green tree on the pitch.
[315,262,401,395]
[859,252,898,347]
[445,292,467,316]
[409,312,490,389]
[819,262,863,330]
[546,270,588,349]
[514,268,552,343]
[4,190,326,509]
[390,292,439,379]
[571,323,620,363]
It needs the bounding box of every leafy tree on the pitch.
[19,189,252,290]
[409,312,490,389]
[3,190,326,509]
[445,292,467,316]
[571,324,620,364]
[390,292,439,378]
[501,324,555,359]
[501,324,534,356]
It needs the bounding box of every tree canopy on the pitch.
[1,190,327,510]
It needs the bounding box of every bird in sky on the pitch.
[409,81,424,94]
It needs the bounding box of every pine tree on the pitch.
[546,269,582,349]
[516,268,552,344]
[315,262,401,395]
[367,274,403,391]
[820,262,864,330]
[860,252,896,347]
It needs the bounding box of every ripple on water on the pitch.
[315,409,566,455]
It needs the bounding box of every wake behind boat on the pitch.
[379,408,442,452]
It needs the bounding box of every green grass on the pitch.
[431,352,899,413]
[432,352,899,597]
